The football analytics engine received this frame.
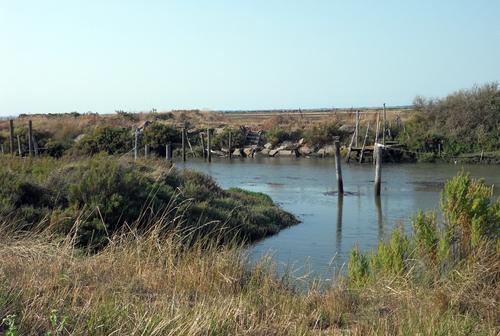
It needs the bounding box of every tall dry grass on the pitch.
[1,216,498,335]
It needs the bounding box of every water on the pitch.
[180,158,499,279]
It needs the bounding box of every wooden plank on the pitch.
[345,132,356,163]
[359,122,370,163]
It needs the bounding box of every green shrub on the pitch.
[266,127,290,146]
[304,123,345,148]
[212,127,246,149]
[77,127,133,155]
[143,122,181,156]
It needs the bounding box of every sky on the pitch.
[1,0,499,116]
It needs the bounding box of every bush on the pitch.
[212,127,246,149]
[266,127,290,145]
[304,123,345,148]
[143,122,181,156]
[77,127,133,155]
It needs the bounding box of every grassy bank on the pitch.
[0,171,498,335]
[0,155,298,247]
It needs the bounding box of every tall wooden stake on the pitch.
[9,120,14,155]
[373,111,381,164]
[144,144,149,158]
[207,127,211,163]
[182,127,186,162]
[382,103,386,146]
[334,138,344,195]
[359,122,370,163]
[355,110,360,147]
[345,131,356,163]
[134,129,138,161]
[28,120,33,157]
[17,135,22,156]
[374,144,382,196]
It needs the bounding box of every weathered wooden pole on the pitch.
[382,103,386,146]
[182,127,186,162]
[207,127,211,163]
[374,144,382,196]
[228,131,232,159]
[144,144,149,158]
[355,109,360,147]
[17,135,22,156]
[28,120,33,157]
[9,120,14,155]
[345,131,356,163]
[334,138,344,195]
[199,133,206,160]
[373,111,381,165]
[359,122,370,163]
[134,129,139,161]
[166,143,172,162]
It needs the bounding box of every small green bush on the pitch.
[304,123,345,148]
[143,122,181,156]
[77,127,133,155]
[212,127,246,149]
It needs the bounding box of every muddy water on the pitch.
[181,158,499,280]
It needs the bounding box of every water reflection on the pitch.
[375,196,383,239]
[336,195,343,253]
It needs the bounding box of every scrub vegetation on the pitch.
[0,167,498,335]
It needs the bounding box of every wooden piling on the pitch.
[355,110,360,147]
[207,127,211,163]
[359,122,370,163]
[382,103,386,146]
[373,112,380,164]
[9,120,14,155]
[334,139,344,195]
[182,127,186,162]
[228,132,232,159]
[28,120,33,157]
[134,129,138,161]
[17,135,22,156]
[374,144,382,196]
[345,131,356,163]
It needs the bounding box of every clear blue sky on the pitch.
[1,0,499,115]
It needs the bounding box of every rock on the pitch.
[269,149,280,157]
[243,147,255,157]
[317,148,326,157]
[74,134,86,143]
[339,124,355,133]
[232,148,244,157]
[298,146,313,155]
[278,150,298,157]
[278,141,295,150]
[298,138,305,145]
[324,145,336,155]
[264,142,273,149]
[260,148,270,156]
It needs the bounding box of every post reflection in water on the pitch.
[375,195,383,239]
[336,195,344,253]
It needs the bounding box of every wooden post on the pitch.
[207,127,211,163]
[228,131,232,159]
[182,127,186,162]
[17,135,22,156]
[359,122,370,163]
[0,144,4,155]
[9,120,14,155]
[199,133,206,160]
[134,129,138,161]
[374,144,382,196]
[345,131,356,163]
[144,144,149,158]
[334,138,344,195]
[382,103,386,146]
[166,143,172,162]
[373,111,381,165]
[355,109,360,147]
[28,120,33,157]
